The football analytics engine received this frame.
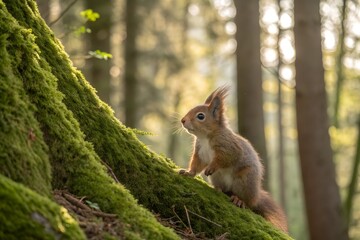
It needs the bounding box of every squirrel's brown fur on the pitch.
[179,86,288,233]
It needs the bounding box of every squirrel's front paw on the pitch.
[179,169,195,177]
[204,166,216,176]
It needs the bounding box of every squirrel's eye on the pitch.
[196,112,205,121]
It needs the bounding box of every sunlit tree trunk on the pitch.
[167,0,189,159]
[35,0,50,23]
[276,0,286,212]
[84,0,112,105]
[123,0,138,128]
[333,0,348,127]
[293,0,348,239]
[277,79,286,209]
[234,0,269,189]
[109,0,125,119]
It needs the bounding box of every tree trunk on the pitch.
[277,78,286,210]
[345,115,360,223]
[234,0,269,189]
[123,0,139,128]
[0,0,291,239]
[276,0,286,212]
[35,0,50,23]
[333,0,348,127]
[84,0,112,105]
[293,0,349,239]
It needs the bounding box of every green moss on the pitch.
[0,30,51,196]
[0,174,85,240]
[1,1,179,239]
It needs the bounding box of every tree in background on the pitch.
[345,116,360,225]
[123,0,139,128]
[83,0,112,105]
[293,0,348,239]
[234,0,269,188]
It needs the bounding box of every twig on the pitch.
[171,205,188,229]
[49,0,78,27]
[184,205,193,235]
[216,232,229,240]
[62,192,92,211]
[262,65,296,89]
[62,192,117,218]
[69,55,93,60]
[187,209,222,228]
[78,222,87,227]
[101,160,120,183]
[92,211,117,219]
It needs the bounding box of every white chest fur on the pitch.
[197,138,214,164]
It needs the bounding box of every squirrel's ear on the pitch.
[204,89,216,104]
[207,85,229,122]
[208,96,222,121]
[205,85,230,105]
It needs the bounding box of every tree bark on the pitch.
[35,0,50,23]
[276,0,286,213]
[84,0,112,105]
[333,0,348,127]
[0,0,291,239]
[345,116,360,223]
[234,0,269,189]
[293,0,348,239]
[123,0,139,128]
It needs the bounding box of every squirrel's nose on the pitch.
[181,118,186,124]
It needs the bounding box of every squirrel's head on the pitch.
[181,86,229,137]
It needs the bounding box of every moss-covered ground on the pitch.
[0,0,293,238]
[0,174,85,240]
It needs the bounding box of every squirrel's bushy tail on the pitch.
[253,190,288,233]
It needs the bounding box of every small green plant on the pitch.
[74,26,91,35]
[88,50,113,60]
[80,9,100,22]
[85,200,101,210]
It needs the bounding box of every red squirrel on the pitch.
[179,86,288,233]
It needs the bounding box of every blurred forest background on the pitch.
[35,0,359,239]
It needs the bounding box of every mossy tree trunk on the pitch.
[0,0,291,239]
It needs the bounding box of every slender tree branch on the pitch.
[262,66,296,88]
[49,0,78,27]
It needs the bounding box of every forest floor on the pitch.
[53,190,228,239]
[53,190,125,239]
